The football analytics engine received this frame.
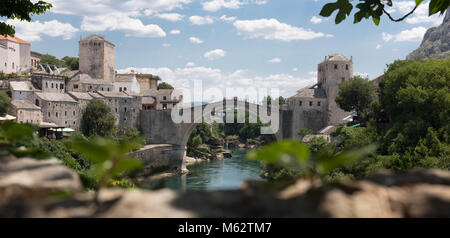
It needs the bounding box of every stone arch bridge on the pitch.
[134,99,295,173]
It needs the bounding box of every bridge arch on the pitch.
[179,99,282,149]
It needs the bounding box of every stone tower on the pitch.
[317,53,353,125]
[79,34,116,81]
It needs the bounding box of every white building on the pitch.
[0,36,31,74]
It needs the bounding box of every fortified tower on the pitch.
[317,53,353,125]
[79,34,116,81]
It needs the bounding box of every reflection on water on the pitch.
[139,150,264,192]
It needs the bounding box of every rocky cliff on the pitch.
[406,7,450,60]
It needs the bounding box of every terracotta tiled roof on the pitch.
[0,35,30,45]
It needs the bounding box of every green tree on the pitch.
[157,82,174,90]
[320,0,449,25]
[64,57,79,70]
[40,54,64,72]
[335,76,375,121]
[0,0,52,36]
[0,90,11,116]
[81,99,116,137]
[379,59,450,156]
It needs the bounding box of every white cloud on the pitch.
[189,37,204,44]
[202,0,245,12]
[292,67,298,72]
[310,16,323,24]
[382,26,427,42]
[189,15,214,25]
[186,62,196,67]
[202,0,267,12]
[45,0,193,37]
[204,49,227,60]
[162,43,171,47]
[155,13,184,22]
[268,57,281,63]
[233,18,329,41]
[308,71,317,76]
[376,44,381,49]
[386,0,444,26]
[6,19,79,41]
[81,12,166,38]
[117,65,317,99]
[170,29,181,35]
[220,15,237,22]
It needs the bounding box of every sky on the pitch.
[4,0,445,99]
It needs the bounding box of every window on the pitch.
[163,96,167,100]
[334,64,337,70]
[318,102,321,106]
[101,87,103,91]
[119,87,122,92]
[89,86,92,90]
[65,111,67,116]
[56,112,58,118]
[48,112,50,117]
[124,87,127,91]
[74,84,79,89]
[124,107,127,112]
[65,121,67,125]
[107,88,110,91]
[73,111,75,116]
[46,82,48,88]
[346,64,349,70]
[12,62,14,69]
[115,108,117,112]
[35,99,39,106]
[309,101,313,107]
[60,84,64,90]
[51,83,54,88]
[299,101,302,106]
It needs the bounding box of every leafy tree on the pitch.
[320,0,449,25]
[335,76,375,121]
[0,90,11,116]
[81,99,116,137]
[0,0,52,36]
[157,82,174,90]
[263,96,286,106]
[64,57,79,70]
[40,54,64,72]
[379,59,449,155]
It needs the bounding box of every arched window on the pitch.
[35,99,39,106]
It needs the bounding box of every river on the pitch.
[139,150,264,192]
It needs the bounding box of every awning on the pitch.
[0,114,17,121]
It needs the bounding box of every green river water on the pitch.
[140,150,264,192]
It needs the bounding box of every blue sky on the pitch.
[6,0,445,97]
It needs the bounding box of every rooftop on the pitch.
[35,92,78,103]
[293,86,327,99]
[0,35,30,45]
[68,92,93,101]
[115,74,135,82]
[11,100,40,110]
[97,91,132,99]
[71,73,113,85]
[9,81,34,92]
[324,53,351,62]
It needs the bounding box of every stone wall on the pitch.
[131,144,186,175]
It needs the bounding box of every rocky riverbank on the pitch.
[1,156,449,218]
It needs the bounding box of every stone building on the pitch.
[31,51,42,71]
[31,73,66,93]
[9,81,35,100]
[0,36,31,74]
[96,91,139,130]
[288,53,353,135]
[79,34,115,82]
[9,100,42,125]
[114,74,141,93]
[141,89,183,110]
[67,72,113,92]
[136,74,160,91]
[32,92,80,129]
